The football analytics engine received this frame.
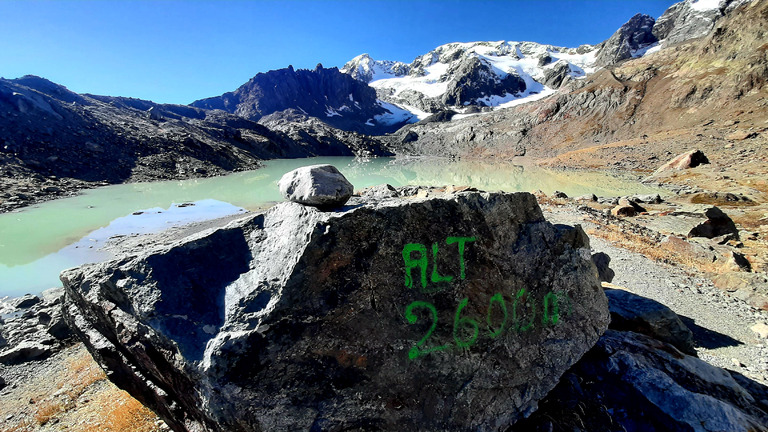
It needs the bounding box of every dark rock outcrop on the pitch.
[441,57,526,106]
[63,191,609,432]
[542,60,573,88]
[514,330,768,432]
[595,14,658,68]
[688,206,739,240]
[191,65,406,134]
[591,252,615,283]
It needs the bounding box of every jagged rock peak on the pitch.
[595,13,658,68]
[190,65,411,134]
[340,53,411,83]
[653,0,752,44]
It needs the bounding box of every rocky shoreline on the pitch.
[2,177,767,431]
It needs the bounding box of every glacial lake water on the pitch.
[0,156,662,297]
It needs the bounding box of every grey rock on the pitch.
[146,106,163,120]
[688,206,739,240]
[361,184,399,200]
[712,272,768,311]
[605,289,696,355]
[542,60,573,89]
[11,294,40,309]
[0,340,52,364]
[62,191,609,432]
[514,330,768,432]
[619,197,647,213]
[632,193,663,204]
[611,204,637,217]
[0,375,5,390]
[278,164,354,208]
[591,252,615,283]
[552,190,568,199]
[595,14,658,68]
[575,194,598,202]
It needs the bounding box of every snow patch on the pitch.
[374,100,418,125]
[689,0,721,11]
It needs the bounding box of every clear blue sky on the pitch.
[0,0,675,105]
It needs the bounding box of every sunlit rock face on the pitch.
[62,191,609,432]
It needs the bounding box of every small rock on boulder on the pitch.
[278,164,354,208]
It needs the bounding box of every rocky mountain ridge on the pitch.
[191,64,413,135]
[0,75,391,212]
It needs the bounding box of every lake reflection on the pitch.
[0,156,660,296]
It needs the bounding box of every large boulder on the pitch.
[650,149,710,177]
[688,206,740,240]
[62,191,610,432]
[605,288,696,355]
[278,164,354,208]
[513,330,768,431]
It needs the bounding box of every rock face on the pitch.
[62,191,609,432]
[278,164,354,208]
[653,0,748,45]
[595,13,657,68]
[440,56,527,106]
[514,330,768,432]
[0,288,74,366]
[191,65,407,135]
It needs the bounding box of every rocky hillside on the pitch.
[191,64,413,135]
[0,76,391,211]
[383,0,767,168]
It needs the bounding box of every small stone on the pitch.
[732,358,743,368]
[611,205,636,217]
[751,323,768,339]
[552,191,568,199]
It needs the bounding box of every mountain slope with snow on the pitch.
[342,41,598,117]
[341,0,750,122]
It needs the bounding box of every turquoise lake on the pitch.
[0,157,662,297]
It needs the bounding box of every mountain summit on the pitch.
[190,65,414,135]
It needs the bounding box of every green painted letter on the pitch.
[430,242,453,284]
[446,236,476,280]
[403,243,427,290]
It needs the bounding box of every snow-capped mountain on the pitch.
[341,0,749,121]
[342,41,598,117]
